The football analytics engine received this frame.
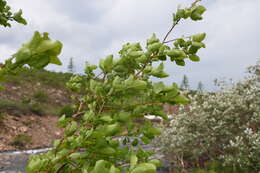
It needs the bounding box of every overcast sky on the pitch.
[0,0,259,90]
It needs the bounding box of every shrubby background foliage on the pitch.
[155,61,260,172]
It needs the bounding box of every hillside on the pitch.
[0,68,182,152]
[0,68,73,151]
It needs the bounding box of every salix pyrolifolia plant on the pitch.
[156,61,260,172]
[26,1,207,173]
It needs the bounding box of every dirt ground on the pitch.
[0,114,63,152]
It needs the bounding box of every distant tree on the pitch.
[213,78,218,86]
[67,57,74,73]
[180,74,189,90]
[197,81,204,92]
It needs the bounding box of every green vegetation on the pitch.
[21,96,31,104]
[26,1,207,173]
[0,0,258,172]
[29,103,45,116]
[11,133,32,148]
[0,99,45,116]
[0,112,6,125]
[2,0,257,172]
[0,0,27,27]
[5,67,73,89]
[155,62,260,172]
[1,68,76,117]
[33,89,49,103]
[58,104,75,118]
[0,67,76,117]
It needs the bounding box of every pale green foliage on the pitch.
[0,0,27,27]
[26,1,207,173]
[173,1,206,22]
[0,31,63,87]
[12,31,62,69]
[156,62,260,172]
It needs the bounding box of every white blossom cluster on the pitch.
[154,61,260,171]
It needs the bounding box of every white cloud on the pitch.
[0,0,259,90]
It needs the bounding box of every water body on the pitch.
[0,148,52,173]
[0,147,170,173]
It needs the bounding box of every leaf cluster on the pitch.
[0,0,27,27]
[173,2,206,22]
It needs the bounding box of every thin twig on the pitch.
[68,159,81,170]
[162,20,180,43]
[72,101,84,119]
[135,0,203,77]
[134,15,181,78]
[55,163,67,173]
[72,111,85,119]
[104,101,162,110]
[94,72,104,80]
[163,38,179,44]
[163,0,202,44]
[46,149,78,173]
[134,54,158,78]
[102,73,107,81]
[164,35,192,44]
[98,100,105,114]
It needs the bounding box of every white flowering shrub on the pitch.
[155,62,260,172]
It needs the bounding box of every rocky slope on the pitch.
[0,68,72,152]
